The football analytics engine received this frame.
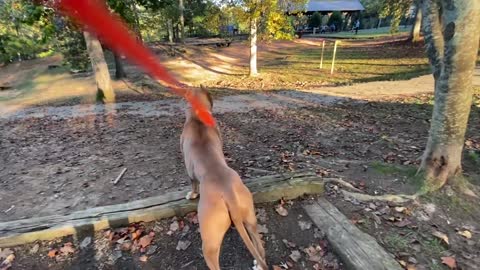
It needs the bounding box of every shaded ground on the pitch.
[9,199,342,270]
[1,85,479,221]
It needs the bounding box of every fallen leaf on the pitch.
[80,237,92,249]
[275,205,288,217]
[0,254,15,270]
[458,230,472,239]
[358,180,366,189]
[47,249,58,258]
[59,243,75,256]
[186,212,199,224]
[256,208,268,223]
[441,256,456,269]
[170,221,180,232]
[121,242,132,251]
[176,240,191,251]
[257,224,269,234]
[30,244,40,254]
[394,219,412,228]
[2,255,14,264]
[139,235,153,248]
[289,250,301,262]
[132,229,143,240]
[398,260,407,267]
[272,265,282,270]
[139,255,148,262]
[406,264,417,270]
[282,239,296,248]
[303,245,323,262]
[0,249,13,260]
[432,231,449,245]
[146,245,157,255]
[298,220,312,231]
[395,206,406,213]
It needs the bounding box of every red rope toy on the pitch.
[56,0,216,127]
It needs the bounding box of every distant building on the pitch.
[306,0,364,14]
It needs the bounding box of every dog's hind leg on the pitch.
[245,207,266,261]
[199,199,230,270]
[186,177,199,200]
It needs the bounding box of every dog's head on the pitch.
[192,85,213,110]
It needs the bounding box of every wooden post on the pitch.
[320,39,325,69]
[330,40,339,74]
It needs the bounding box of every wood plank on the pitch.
[304,198,402,270]
[0,173,322,247]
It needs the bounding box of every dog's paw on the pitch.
[186,191,199,200]
[252,260,263,270]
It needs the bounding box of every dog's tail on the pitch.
[225,199,268,270]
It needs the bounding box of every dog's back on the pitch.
[180,89,267,269]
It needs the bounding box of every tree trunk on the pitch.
[83,31,115,103]
[420,0,480,192]
[249,16,258,76]
[377,17,382,28]
[409,1,423,43]
[173,25,178,41]
[114,53,126,79]
[129,0,143,42]
[179,0,185,43]
[167,19,174,43]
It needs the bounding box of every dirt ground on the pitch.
[1,87,479,221]
[7,199,342,270]
[1,38,480,270]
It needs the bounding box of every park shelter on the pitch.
[301,0,365,31]
[305,0,365,14]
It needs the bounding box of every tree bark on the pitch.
[179,0,185,43]
[409,0,423,43]
[83,31,115,103]
[167,19,174,43]
[114,53,126,79]
[249,16,258,76]
[420,0,480,191]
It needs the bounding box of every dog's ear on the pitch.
[200,85,213,108]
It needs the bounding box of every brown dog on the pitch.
[181,88,267,270]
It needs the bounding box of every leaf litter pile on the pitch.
[8,198,343,269]
[325,175,480,270]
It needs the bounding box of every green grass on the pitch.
[422,238,447,258]
[314,26,411,40]
[370,161,426,191]
[424,191,477,216]
[261,40,429,86]
[468,151,480,164]
[383,231,448,270]
[204,37,431,90]
[383,231,417,252]
[384,234,410,251]
[370,161,417,176]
